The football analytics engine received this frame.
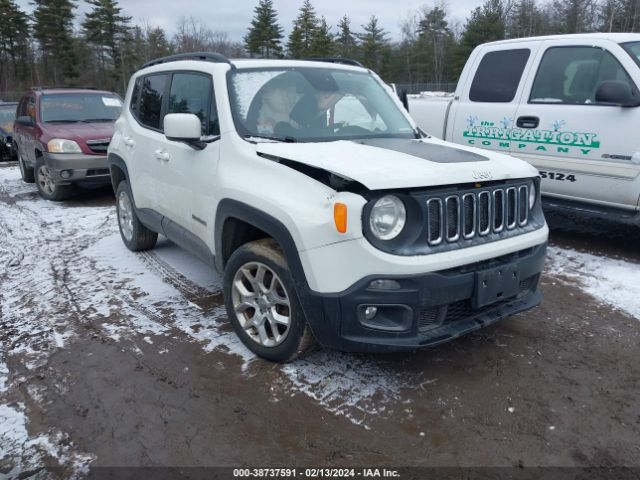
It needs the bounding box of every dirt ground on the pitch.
[1,162,639,477]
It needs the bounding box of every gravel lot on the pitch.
[1,162,639,476]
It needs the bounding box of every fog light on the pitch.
[368,279,401,290]
[60,169,73,179]
[364,306,378,320]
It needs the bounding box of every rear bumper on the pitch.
[44,152,110,184]
[300,242,547,352]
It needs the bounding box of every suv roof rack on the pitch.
[303,57,364,68]
[142,52,233,69]
[31,85,99,91]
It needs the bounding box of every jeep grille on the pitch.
[426,183,530,246]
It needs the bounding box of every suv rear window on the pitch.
[469,49,530,103]
[139,74,168,130]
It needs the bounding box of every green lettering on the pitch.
[499,142,510,148]
[536,145,547,151]
[557,147,569,153]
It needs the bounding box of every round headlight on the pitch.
[369,195,406,240]
[529,181,537,208]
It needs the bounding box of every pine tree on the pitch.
[358,16,388,71]
[454,0,505,76]
[417,6,454,83]
[309,16,333,57]
[244,0,284,58]
[550,0,597,33]
[83,0,132,89]
[335,15,358,59]
[287,0,318,58]
[33,0,79,83]
[0,0,30,91]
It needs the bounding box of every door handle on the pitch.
[153,149,170,162]
[516,116,539,129]
[123,136,135,147]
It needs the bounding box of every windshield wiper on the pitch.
[244,134,297,143]
[81,118,116,123]
[44,119,82,123]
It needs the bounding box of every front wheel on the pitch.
[115,180,158,251]
[35,157,72,201]
[224,239,315,362]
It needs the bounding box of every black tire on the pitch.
[17,148,34,183]
[224,238,315,362]
[115,180,158,251]
[34,156,72,201]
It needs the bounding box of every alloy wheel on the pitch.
[37,165,55,195]
[117,190,134,242]
[231,261,291,347]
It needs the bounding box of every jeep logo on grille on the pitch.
[472,170,493,180]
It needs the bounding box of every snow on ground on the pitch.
[546,246,640,320]
[0,161,415,474]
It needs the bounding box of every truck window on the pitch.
[167,73,219,137]
[530,46,638,105]
[469,49,530,103]
[139,74,168,131]
[621,42,640,68]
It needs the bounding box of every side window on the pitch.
[130,77,141,117]
[26,96,36,121]
[469,49,530,103]
[139,74,168,130]
[530,46,639,105]
[167,73,219,136]
[17,98,26,117]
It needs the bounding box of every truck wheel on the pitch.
[224,238,315,362]
[35,157,72,201]
[115,180,157,251]
[17,149,34,183]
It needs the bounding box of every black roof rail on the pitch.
[303,57,364,68]
[142,52,233,69]
[31,85,99,91]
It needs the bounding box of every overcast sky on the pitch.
[14,0,484,42]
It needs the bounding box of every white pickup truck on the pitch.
[409,33,640,225]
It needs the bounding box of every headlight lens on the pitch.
[48,139,82,153]
[369,195,406,240]
[529,180,537,208]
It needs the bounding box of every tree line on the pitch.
[1,0,639,98]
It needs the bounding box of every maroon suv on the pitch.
[13,87,122,200]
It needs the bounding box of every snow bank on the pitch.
[547,246,640,320]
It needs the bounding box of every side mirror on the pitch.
[164,113,202,141]
[595,80,640,107]
[16,116,34,127]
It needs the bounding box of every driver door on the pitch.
[513,39,640,210]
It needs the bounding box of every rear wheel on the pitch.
[17,149,34,183]
[224,238,314,362]
[116,180,158,251]
[35,157,72,201]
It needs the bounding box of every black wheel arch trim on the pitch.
[214,199,307,285]
[108,153,130,193]
[214,199,334,345]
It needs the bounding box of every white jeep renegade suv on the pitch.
[108,52,549,362]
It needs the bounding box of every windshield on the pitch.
[228,67,416,142]
[622,42,640,67]
[40,93,122,123]
[0,105,16,133]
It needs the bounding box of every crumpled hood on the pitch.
[256,137,538,190]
